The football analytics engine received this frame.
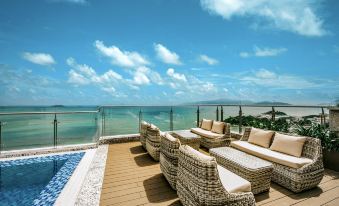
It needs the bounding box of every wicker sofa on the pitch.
[140,121,150,150]
[145,124,162,161]
[160,132,181,190]
[177,145,255,206]
[191,119,232,149]
[231,127,324,193]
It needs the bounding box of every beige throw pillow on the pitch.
[201,119,213,131]
[247,128,275,148]
[270,133,307,157]
[211,121,225,134]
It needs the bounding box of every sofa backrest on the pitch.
[198,120,231,135]
[146,124,161,142]
[178,145,228,198]
[241,127,323,160]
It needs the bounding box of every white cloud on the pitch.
[68,70,89,85]
[22,52,56,66]
[154,43,182,65]
[240,68,315,89]
[201,0,327,37]
[133,67,151,85]
[47,0,87,4]
[199,54,219,65]
[166,68,187,82]
[94,40,149,68]
[66,57,125,96]
[239,52,250,58]
[240,46,287,58]
[254,46,287,57]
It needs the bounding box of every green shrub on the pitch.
[294,123,339,152]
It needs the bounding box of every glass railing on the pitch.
[0,104,330,152]
[0,111,99,152]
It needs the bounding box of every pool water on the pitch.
[0,152,84,206]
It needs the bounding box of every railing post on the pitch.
[216,106,219,121]
[53,114,58,148]
[170,107,173,131]
[272,107,276,122]
[95,113,99,143]
[220,106,224,122]
[321,107,325,126]
[102,108,105,136]
[239,106,243,133]
[196,106,200,127]
[139,109,142,133]
[0,121,2,153]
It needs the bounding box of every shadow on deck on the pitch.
[100,142,339,206]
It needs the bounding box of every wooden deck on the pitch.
[100,142,339,206]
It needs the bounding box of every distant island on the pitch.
[51,105,65,107]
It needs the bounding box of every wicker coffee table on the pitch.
[171,130,201,150]
[210,147,273,194]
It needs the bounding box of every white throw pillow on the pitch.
[270,133,307,157]
[200,119,213,131]
[247,128,275,148]
[211,121,225,134]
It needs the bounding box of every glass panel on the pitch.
[221,106,240,132]
[57,113,98,146]
[103,107,140,136]
[172,106,196,130]
[141,107,171,131]
[1,114,54,151]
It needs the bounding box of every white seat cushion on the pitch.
[231,141,312,169]
[217,165,251,193]
[191,128,223,139]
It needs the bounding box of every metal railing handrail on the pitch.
[99,104,329,108]
[0,110,99,116]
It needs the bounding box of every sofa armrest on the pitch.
[298,151,324,174]
[229,192,256,206]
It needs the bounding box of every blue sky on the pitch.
[0,0,338,105]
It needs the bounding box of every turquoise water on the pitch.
[0,106,326,151]
[0,152,84,206]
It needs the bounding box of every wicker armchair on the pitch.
[240,127,324,193]
[192,122,232,149]
[177,145,256,206]
[160,132,181,190]
[140,121,150,150]
[145,124,162,161]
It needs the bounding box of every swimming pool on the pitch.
[0,152,84,206]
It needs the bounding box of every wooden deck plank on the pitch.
[100,142,339,206]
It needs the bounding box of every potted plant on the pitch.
[294,123,339,171]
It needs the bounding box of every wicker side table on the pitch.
[171,130,201,150]
[210,147,273,194]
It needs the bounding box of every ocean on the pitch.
[0,106,327,151]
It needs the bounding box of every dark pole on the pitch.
[321,107,325,126]
[102,107,105,136]
[239,106,243,133]
[53,114,57,148]
[196,106,200,127]
[170,107,173,131]
[221,106,224,122]
[0,121,2,153]
[216,106,219,121]
[272,107,276,122]
[138,109,142,133]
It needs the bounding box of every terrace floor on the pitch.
[99,142,339,206]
